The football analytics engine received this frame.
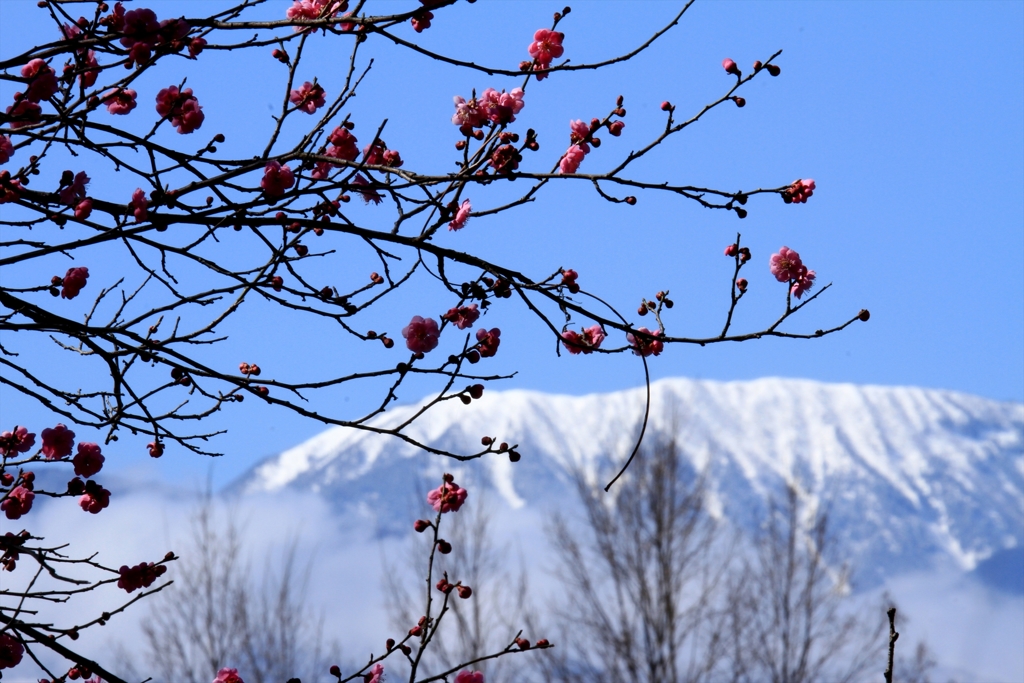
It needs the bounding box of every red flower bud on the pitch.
[413,519,431,532]
[661,101,672,111]
[722,58,740,75]
[516,637,531,650]
[733,97,746,108]
[457,585,472,599]
[858,309,871,322]
[330,665,341,677]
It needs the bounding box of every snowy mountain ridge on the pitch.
[237,377,1024,587]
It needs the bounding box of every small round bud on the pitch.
[508,450,521,463]
[858,309,871,322]
[460,395,472,405]
[386,638,395,650]
[516,637,531,650]
[722,58,740,75]
[766,63,781,77]
[413,519,431,533]
[753,60,763,71]
[733,97,746,108]
[638,305,648,316]
[481,436,493,446]
[469,384,484,399]
[661,100,672,111]
[455,140,466,150]
[457,585,473,599]
[736,278,748,292]
[437,539,452,554]
[536,639,551,648]
[330,665,341,677]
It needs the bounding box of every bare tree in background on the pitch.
[384,485,531,683]
[119,499,332,683]
[724,485,883,683]
[545,438,726,683]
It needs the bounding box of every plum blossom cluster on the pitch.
[559,102,626,174]
[783,178,816,204]
[290,81,326,114]
[117,560,168,593]
[627,327,664,357]
[561,325,606,355]
[155,85,205,134]
[527,28,564,80]
[427,474,468,513]
[770,246,816,299]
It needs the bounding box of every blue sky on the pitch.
[1,0,1022,488]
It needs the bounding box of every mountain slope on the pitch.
[236,377,1024,586]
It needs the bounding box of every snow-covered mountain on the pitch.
[235,377,1024,589]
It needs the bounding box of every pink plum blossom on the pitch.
[213,667,244,683]
[475,327,501,358]
[479,87,525,125]
[455,672,485,683]
[0,135,13,165]
[0,426,35,455]
[5,99,42,129]
[73,442,105,478]
[61,266,90,300]
[261,161,295,198]
[286,0,348,31]
[21,59,59,103]
[2,486,35,520]
[428,481,467,513]
[366,664,384,683]
[59,171,89,206]
[559,145,586,174]
[74,199,93,220]
[783,178,815,204]
[41,423,75,459]
[0,174,21,204]
[80,50,100,87]
[79,481,110,514]
[402,316,440,353]
[155,86,204,134]
[569,119,591,152]
[351,174,382,204]
[769,246,804,282]
[452,95,486,131]
[448,199,471,231]
[328,126,359,158]
[289,81,326,114]
[105,88,137,115]
[0,632,24,669]
[627,327,664,357]
[561,325,605,355]
[130,187,148,222]
[791,269,816,299]
[441,303,480,330]
[489,145,521,174]
[528,28,564,67]
[411,9,433,32]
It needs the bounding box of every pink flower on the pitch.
[627,327,664,357]
[448,199,471,231]
[0,426,35,455]
[559,145,586,174]
[155,86,204,134]
[791,269,816,299]
[0,135,14,165]
[452,95,486,131]
[455,672,485,683]
[427,481,467,513]
[528,28,564,66]
[188,37,207,58]
[289,81,326,114]
[769,246,804,282]
[0,632,24,669]
[105,88,137,115]
[569,119,591,152]
[120,8,159,51]
[328,126,359,158]
[351,174,382,204]
[475,327,501,358]
[2,486,35,520]
[286,0,348,30]
[80,50,100,87]
[366,664,384,683]
[21,59,59,103]
[5,99,42,128]
[722,57,740,75]
[117,561,167,593]
[79,480,110,514]
[73,442,104,478]
[0,172,22,204]
[489,145,521,174]
[75,199,93,220]
[61,266,90,300]
[130,187,148,222]
[411,9,433,32]
[402,315,440,353]
[561,268,580,293]
[783,178,815,204]
[41,423,75,459]
[213,667,244,683]
[59,171,90,206]
[561,325,605,355]
[479,87,525,125]
[441,303,479,330]
[261,161,295,198]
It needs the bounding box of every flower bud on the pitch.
[457,585,473,599]
[766,63,781,77]
[386,638,395,650]
[413,519,431,533]
[481,436,493,446]
[725,244,738,257]
[625,196,636,205]
[469,384,484,399]
[733,97,746,108]
[858,309,871,322]
[736,278,748,292]
[516,637,531,650]
[722,58,740,75]
[330,665,341,677]
[660,101,672,111]
[536,639,551,648]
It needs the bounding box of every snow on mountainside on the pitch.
[236,377,1024,587]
